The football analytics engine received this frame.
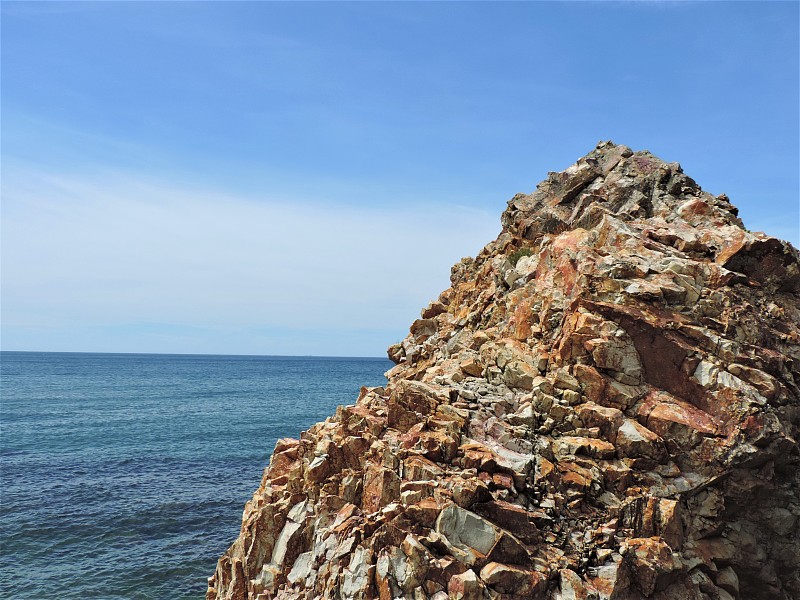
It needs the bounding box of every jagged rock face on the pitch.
[208,142,800,600]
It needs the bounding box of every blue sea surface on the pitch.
[0,351,392,599]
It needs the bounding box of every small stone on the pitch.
[460,356,484,378]
[447,569,486,600]
[305,454,330,484]
[715,566,740,595]
[615,419,666,460]
[624,537,679,596]
[554,369,581,392]
[479,562,545,595]
[577,402,623,442]
[562,389,581,405]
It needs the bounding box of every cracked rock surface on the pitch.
[208,142,800,600]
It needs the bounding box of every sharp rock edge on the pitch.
[208,142,800,600]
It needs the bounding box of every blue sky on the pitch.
[2,1,798,356]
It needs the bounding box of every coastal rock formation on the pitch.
[208,142,800,600]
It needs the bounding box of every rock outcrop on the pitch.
[208,142,800,600]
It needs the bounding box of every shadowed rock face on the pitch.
[207,142,800,600]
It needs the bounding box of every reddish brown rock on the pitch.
[209,143,800,600]
[405,496,444,528]
[447,569,486,600]
[480,561,545,595]
[404,455,445,483]
[615,419,667,461]
[638,390,719,451]
[577,402,623,442]
[452,478,491,509]
[472,499,545,544]
[623,537,679,596]
[388,380,447,432]
[554,435,616,460]
[362,463,401,514]
[459,356,484,377]
[619,496,683,550]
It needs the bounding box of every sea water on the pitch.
[0,351,392,599]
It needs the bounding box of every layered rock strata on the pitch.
[208,142,800,600]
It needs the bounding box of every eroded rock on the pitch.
[209,142,800,600]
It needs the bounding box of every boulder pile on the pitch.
[208,142,800,600]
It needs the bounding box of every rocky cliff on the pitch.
[207,142,800,600]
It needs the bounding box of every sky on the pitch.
[2,1,798,357]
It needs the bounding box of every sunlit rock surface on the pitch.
[208,142,800,600]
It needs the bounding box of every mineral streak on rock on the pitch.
[208,142,800,600]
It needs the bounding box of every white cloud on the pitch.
[1,166,500,355]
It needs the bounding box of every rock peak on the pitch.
[209,146,800,600]
[502,141,743,246]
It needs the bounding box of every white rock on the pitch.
[271,519,303,567]
[340,546,371,600]
[693,360,719,388]
[435,504,500,565]
[287,551,314,585]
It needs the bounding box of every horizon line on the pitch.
[0,349,390,360]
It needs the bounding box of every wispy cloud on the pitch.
[1,164,500,355]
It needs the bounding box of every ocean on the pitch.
[0,351,392,599]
